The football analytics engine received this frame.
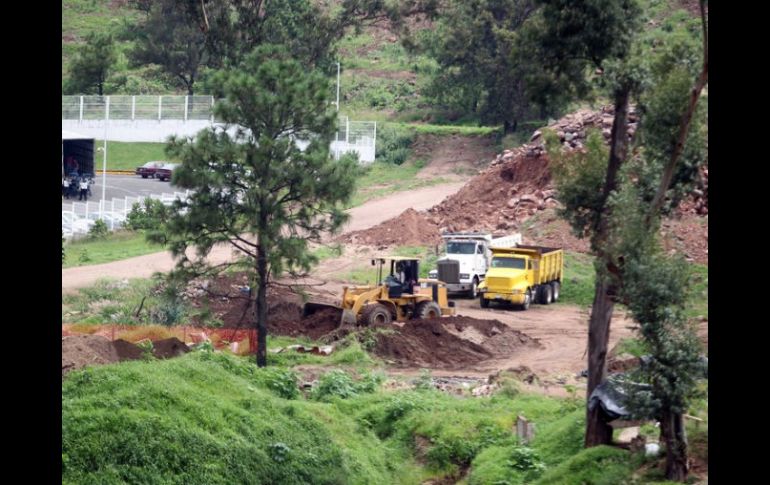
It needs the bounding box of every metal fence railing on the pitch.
[62,95,218,122]
[62,190,191,240]
[63,96,377,162]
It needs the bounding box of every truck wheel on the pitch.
[551,282,560,302]
[359,303,392,326]
[520,290,531,311]
[141,174,148,179]
[415,301,442,320]
[542,285,553,304]
[480,295,489,308]
[469,277,479,299]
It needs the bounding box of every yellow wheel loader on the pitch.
[303,257,456,326]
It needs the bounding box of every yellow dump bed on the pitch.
[488,245,563,285]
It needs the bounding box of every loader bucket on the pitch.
[302,302,342,318]
[340,309,358,326]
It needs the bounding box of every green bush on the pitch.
[375,124,416,165]
[125,198,170,231]
[88,219,110,240]
[311,370,383,402]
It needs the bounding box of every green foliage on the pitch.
[62,353,404,484]
[419,0,560,131]
[78,249,92,264]
[62,278,191,326]
[614,337,648,358]
[125,199,170,232]
[375,124,417,165]
[632,35,708,214]
[127,0,209,95]
[311,369,383,402]
[546,129,610,243]
[414,369,433,390]
[532,445,634,484]
[88,218,110,240]
[65,30,118,95]
[136,339,155,360]
[156,47,359,365]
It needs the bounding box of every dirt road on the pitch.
[62,182,465,292]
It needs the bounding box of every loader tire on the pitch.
[359,303,392,326]
[480,295,490,308]
[415,301,442,320]
[551,281,560,302]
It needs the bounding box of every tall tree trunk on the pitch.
[255,237,268,367]
[662,410,689,480]
[584,85,631,448]
[584,277,615,446]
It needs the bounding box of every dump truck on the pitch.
[428,232,522,298]
[477,245,563,310]
[303,256,456,326]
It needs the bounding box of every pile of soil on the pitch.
[185,272,305,329]
[63,336,192,376]
[152,337,190,359]
[269,308,342,341]
[62,335,143,376]
[372,316,541,370]
[113,339,144,361]
[341,208,442,247]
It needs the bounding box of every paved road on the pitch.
[62,174,180,207]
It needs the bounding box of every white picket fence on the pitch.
[62,190,191,240]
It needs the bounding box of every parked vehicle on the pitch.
[155,163,179,182]
[478,246,564,310]
[136,161,166,178]
[428,232,521,298]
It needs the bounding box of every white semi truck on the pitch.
[428,232,522,298]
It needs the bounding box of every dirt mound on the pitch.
[152,337,190,359]
[62,335,120,376]
[62,335,144,376]
[341,208,442,247]
[112,339,144,361]
[373,316,541,370]
[269,308,342,341]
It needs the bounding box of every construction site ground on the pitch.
[62,109,708,397]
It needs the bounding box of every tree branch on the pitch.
[645,0,708,224]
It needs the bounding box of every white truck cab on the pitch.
[428,232,521,298]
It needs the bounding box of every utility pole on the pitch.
[335,62,341,159]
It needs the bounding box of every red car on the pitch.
[136,161,165,179]
[155,163,180,182]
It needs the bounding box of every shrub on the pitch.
[125,198,169,231]
[375,124,416,165]
[88,219,110,240]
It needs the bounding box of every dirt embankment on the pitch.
[342,106,708,263]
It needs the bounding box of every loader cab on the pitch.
[372,257,420,298]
